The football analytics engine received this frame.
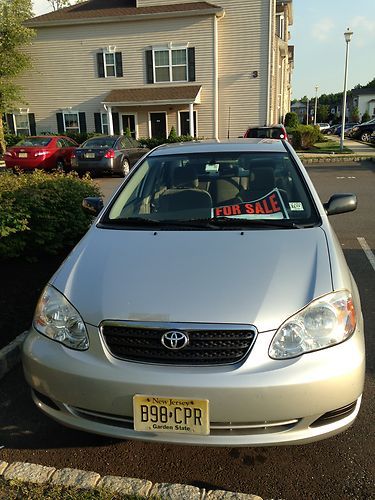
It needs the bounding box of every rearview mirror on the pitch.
[82,197,104,216]
[323,193,357,216]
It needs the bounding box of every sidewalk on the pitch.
[298,137,375,164]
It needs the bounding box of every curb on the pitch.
[0,461,263,499]
[0,340,263,499]
[0,331,27,380]
[297,154,375,164]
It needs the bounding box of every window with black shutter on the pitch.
[147,46,194,83]
[97,51,123,78]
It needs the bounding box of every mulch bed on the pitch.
[0,252,69,349]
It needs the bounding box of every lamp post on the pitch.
[340,28,353,152]
[313,85,318,125]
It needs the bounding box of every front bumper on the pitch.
[22,323,365,447]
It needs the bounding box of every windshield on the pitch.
[82,137,116,148]
[104,152,320,227]
[16,138,52,147]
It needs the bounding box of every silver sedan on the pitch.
[23,139,365,446]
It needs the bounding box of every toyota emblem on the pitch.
[161,330,189,350]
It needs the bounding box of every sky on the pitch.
[32,0,375,100]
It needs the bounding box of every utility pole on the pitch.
[340,28,353,152]
[314,86,318,125]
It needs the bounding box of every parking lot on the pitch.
[0,161,374,500]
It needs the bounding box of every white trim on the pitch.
[100,112,109,134]
[13,113,30,135]
[148,111,168,139]
[120,112,138,139]
[102,50,117,78]
[178,110,198,137]
[213,15,218,139]
[266,0,273,125]
[153,46,188,83]
[63,111,80,133]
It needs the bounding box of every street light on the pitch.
[340,28,353,152]
[313,85,318,125]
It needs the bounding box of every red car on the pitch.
[243,124,288,141]
[4,136,78,172]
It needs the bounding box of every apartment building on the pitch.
[6,0,294,140]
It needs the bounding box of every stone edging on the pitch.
[0,461,262,499]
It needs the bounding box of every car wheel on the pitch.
[120,158,130,177]
[360,132,370,142]
[56,159,67,173]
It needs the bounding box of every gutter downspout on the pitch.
[214,11,225,139]
[266,0,274,125]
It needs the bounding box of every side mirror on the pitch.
[82,197,104,216]
[323,193,357,216]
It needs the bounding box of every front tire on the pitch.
[360,132,370,142]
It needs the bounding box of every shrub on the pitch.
[284,112,299,128]
[286,125,324,150]
[0,170,101,260]
[361,112,370,123]
[4,133,26,148]
[138,134,195,150]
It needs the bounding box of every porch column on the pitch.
[189,102,194,137]
[107,105,114,135]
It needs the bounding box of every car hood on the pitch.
[52,227,332,332]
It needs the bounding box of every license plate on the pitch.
[133,395,210,435]
[18,153,27,158]
[85,153,95,159]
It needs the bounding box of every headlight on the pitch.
[269,290,356,359]
[352,127,359,132]
[33,285,89,350]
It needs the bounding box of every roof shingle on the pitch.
[28,1,222,25]
[103,86,202,104]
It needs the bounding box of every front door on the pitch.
[122,115,136,139]
[180,111,197,137]
[150,112,167,139]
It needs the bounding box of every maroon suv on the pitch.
[244,124,288,141]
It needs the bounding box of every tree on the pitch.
[361,112,370,123]
[0,0,35,154]
[350,107,360,123]
[317,104,329,122]
[46,0,85,11]
[284,112,299,128]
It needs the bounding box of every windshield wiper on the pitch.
[104,217,219,229]
[211,217,300,229]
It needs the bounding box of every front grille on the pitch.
[101,323,256,365]
[69,406,299,435]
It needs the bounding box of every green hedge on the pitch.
[138,134,195,150]
[287,125,324,150]
[0,170,101,260]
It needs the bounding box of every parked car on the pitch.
[325,125,340,135]
[349,121,375,142]
[317,123,330,132]
[243,124,288,141]
[23,139,365,447]
[3,136,78,172]
[70,135,148,177]
[334,123,359,136]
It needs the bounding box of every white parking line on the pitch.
[357,237,375,272]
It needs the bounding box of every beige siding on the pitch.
[17,15,215,137]
[214,0,271,137]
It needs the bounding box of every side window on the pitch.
[56,139,64,148]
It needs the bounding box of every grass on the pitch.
[0,479,154,500]
[308,140,352,154]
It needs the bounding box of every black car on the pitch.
[71,135,148,177]
[349,121,375,142]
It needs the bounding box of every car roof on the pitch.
[150,139,287,156]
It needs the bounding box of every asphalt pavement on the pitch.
[1,161,374,500]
